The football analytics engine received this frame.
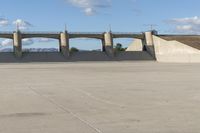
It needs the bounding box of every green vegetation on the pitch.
[114,43,127,52]
[70,47,79,53]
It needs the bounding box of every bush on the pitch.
[115,43,126,52]
[70,47,79,53]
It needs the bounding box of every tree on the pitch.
[115,43,126,51]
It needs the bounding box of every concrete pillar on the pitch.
[13,31,22,58]
[104,32,114,57]
[145,31,153,46]
[60,32,69,57]
[101,39,106,52]
[144,31,155,58]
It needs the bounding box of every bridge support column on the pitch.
[104,32,114,57]
[101,39,106,52]
[145,31,154,46]
[144,31,156,58]
[13,31,22,58]
[60,32,69,57]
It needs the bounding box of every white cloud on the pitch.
[67,0,111,15]
[0,38,34,47]
[13,19,33,30]
[0,38,56,47]
[0,18,9,27]
[176,25,193,31]
[1,39,13,46]
[84,7,95,16]
[167,16,200,34]
[37,38,55,42]
[170,16,200,25]
[22,38,34,45]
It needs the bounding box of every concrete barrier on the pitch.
[153,35,200,63]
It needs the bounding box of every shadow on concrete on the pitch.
[0,51,155,63]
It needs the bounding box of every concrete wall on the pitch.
[153,35,200,63]
[126,39,143,51]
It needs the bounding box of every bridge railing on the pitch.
[21,31,61,34]
[112,32,143,35]
[69,32,104,34]
[0,31,144,35]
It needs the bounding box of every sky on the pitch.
[0,0,200,50]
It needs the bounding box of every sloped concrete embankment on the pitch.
[152,36,200,63]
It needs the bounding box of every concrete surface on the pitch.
[0,62,200,133]
[126,39,143,51]
[0,52,154,63]
[153,35,200,63]
[159,35,200,50]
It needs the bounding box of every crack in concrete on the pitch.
[28,86,103,133]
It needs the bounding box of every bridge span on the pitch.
[0,31,144,39]
[0,31,146,58]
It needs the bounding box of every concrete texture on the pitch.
[0,62,200,133]
[144,32,156,58]
[126,39,143,51]
[153,35,200,63]
[159,35,200,50]
[60,32,70,57]
[145,31,154,46]
[0,31,144,40]
[0,51,154,62]
[13,31,22,58]
[104,32,114,57]
[115,51,154,60]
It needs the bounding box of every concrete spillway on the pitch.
[152,35,200,63]
[159,35,200,50]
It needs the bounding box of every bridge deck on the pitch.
[113,34,144,39]
[69,33,104,39]
[0,31,144,39]
[159,35,200,50]
[21,34,60,39]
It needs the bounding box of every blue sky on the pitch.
[0,0,200,50]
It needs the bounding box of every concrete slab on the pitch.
[0,62,200,133]
[153,36,200,63]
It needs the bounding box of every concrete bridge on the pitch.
[2,30,200,63]
[0,31,146,58]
